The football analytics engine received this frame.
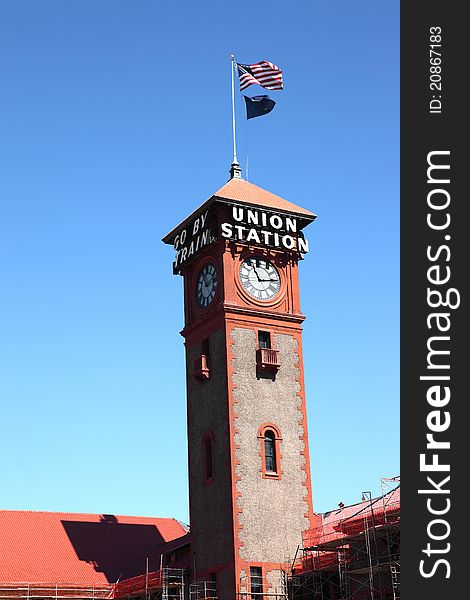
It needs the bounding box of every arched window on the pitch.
[203,433,214,482]
[258,424,282,479]
[264,430,276,472]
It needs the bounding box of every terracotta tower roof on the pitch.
[162,177,316,244]
[212,177,316,217]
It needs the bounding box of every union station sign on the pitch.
[171,206,310,271]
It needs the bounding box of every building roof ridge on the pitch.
[0,508,177,521]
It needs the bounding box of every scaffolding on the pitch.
[380,477,400,600]
[290,477,400,600]
[189,581,217,600]
[0,570,185,600]
[0,584,113,600]
[113,568,185,600]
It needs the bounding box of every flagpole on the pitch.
[230,54,241,178]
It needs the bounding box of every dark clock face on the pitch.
[196,263,217,307]
[240,257,281,301]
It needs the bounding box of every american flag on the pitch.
[237,61,283,91]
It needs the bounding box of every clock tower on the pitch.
[162,169,316,600]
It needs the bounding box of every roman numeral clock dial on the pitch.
[239,257,281,301]
[196,263,217,308]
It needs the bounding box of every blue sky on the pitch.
[0,1,399,521]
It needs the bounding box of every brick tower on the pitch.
[162,167,316,600]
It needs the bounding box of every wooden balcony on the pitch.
[256,348,281,371]
[193,354,210,381]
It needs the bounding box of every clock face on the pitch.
[240,257,281,301]
[196,263,218,308]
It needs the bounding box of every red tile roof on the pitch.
[0,510,187,584]
[302,486,400,549]
[162,177,316,244]
[213,178,316,217]
[321,485,400,534]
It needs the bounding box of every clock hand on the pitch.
[252,266,270,282]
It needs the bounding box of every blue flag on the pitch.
[243,95,276,120]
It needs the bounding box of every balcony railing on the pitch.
[256,348,281,371]
[189,581,217,600]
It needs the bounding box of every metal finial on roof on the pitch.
[229,161,242,179]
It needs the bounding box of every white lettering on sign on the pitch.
[173,210,212,269]
[220,207,309,253]
[172,205,310,272]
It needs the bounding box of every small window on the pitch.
[264,430,276,472]
[202,337,210,356]
[250,567,263,597]
[258,331,271,349]
[258,424,282,478]
[204,435,214,481]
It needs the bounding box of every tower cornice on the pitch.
[180,303,305,340]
